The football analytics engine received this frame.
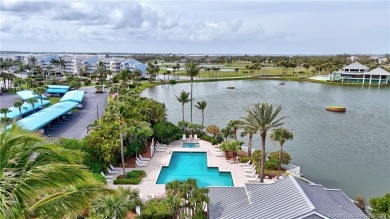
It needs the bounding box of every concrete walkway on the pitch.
[107,140,276,199]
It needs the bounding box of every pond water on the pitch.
[141,80,390,199]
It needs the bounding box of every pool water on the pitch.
[157,152,233,187]
[182,142,199,148]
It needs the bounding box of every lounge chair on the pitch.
[107,167,119,174]
[155,146,165,152]
[157,141,167,146]
[136,160,147,167]
[243,163,255,169]
[147,194,155,200]
[156,142,166,149]
[101,171,114,179]
[194,134,198,140]
[182,134,186,141]
[245,170,257,177]
[136,157,148,164]
[239,160,251,167]
[246,174,259,182]
[244,166,256,173]
[215,152,225,157]
[139,155,150,161]
[110,164,120,171]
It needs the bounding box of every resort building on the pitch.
[62,55,85,75]
[80,56,99,74]
[208,175,367,219]
[37,55,58,70]
[99,57,127,73]
[330,62,390,84]
[120,58,147,77]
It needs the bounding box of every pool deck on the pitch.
[107,140,276,199]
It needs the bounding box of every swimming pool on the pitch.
[157,152,233,187]
[182,142,199,148]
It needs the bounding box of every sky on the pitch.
[0,0,389,55]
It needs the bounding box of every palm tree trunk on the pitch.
[248,132,253,157]
[182,104,184,122]
[201,111,204,132]
[119,122,126,177]
[278,144,283,174]
[260,132,266,183]
[190,77,193,123]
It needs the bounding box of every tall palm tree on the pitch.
[0,108,11,119]
[240,103,286,182]
[195,100,207,131]
[228,120,241,140]
[234,68,239,76]
[33,86,46,109]
[240,125,257,157]
[57,57,66,73]
[270,128,293,173]
[175,90,190,122]
[13,100,24,118]
[27,98,36,113]
[29,56,37,74]
[0,124,110,218]
[185,62,200,123]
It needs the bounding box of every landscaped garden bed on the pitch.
[113,170,146,185]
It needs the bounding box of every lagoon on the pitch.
[141,80,390,199]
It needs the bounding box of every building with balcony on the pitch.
[330,62,390,85]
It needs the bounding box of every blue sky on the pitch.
[1,0,389,54]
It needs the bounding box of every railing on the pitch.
[281,164,301,176]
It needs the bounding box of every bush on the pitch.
[84,79,91,86]
[153,121,182,144]
[129,84,136,88]
[95,82,100,85]
[265,158,279,170]
[268,151,291,165]
[369,193,390,217]
[264,170,279,178]
[252,150,263,166]
[113,177,142,185]
[168,80,177,84]
[200,134,212,142]
[238,156,251,163]
[206,125,219,137]
[137,198,172,219]
[127,170,146,179]
[93,173,107,183]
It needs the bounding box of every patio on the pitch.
[107,140,276,199]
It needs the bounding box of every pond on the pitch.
[141,80,390,199]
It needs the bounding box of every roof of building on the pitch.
[17,90,48,101]
[38,55,58,63]
[121,58,145,66]
[82,56,98,65]
[368,67,390,76]
[208,176,366,219]
[11,101,78,131]
[0,100,50,120]
[59,90,85,103]
[342,62,369,70]
[99,57,127,63]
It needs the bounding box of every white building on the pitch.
[330,62,390,84]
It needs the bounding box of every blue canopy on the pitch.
[0,100,51,120]
[17,90,47,101]
[46,88,69,94]
[47,85,70,89]
[60,90,85,103]
[11,101,78,131]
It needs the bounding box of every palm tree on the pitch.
[33,86,46,109]
[0,108,11,119]
[228,120,241,140]
[27,98,36,113]
[0,124,110,218]
[195,100,207,131]
[240,125,257,157]
[57,57,66,73]
[14,78,24,91]
[234,68,239,76]
[29,56,37,74]
[240,103,286,182]
[175,90,190,122]
[185,62,200,123]
[270,128,293,173]
[13,100,24,118]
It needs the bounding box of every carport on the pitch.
[60,90,85,103]
[11,101,78,131]
[0,100,50,120]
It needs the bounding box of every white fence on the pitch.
[281,164,301,176]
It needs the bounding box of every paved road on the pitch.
[0,92,19,108]
[44,86,108,139]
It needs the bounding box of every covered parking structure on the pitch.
[46,85,70,95]
[60,90,85,103]
[11,101,78,131]
[17,90,47,101]
[0,100,51,120]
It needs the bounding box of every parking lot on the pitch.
[0,86,108,139]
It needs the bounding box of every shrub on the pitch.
[95,82,100,85]
[252,150,263,166]
[369,193,390,217]
[93,173,107,183]
[168,79,177,84]
[265,158,279,170]
[264,170,279,178]
[238,156,251,163]
[137,198,172,219]
[200,134,212,142]
[127,170,146,179]
[153,121,182,144]
[84,79,91,86]
[129,84,136,88]
[268,151,292,165]
[206,125,219,137]
[210,138,218,145]
[113,177,141,185]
